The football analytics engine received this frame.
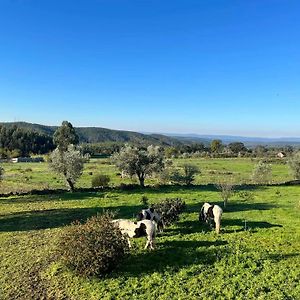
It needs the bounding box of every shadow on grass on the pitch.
[0,204,142,232]
[0,191,106,204]
[224,202,277,212]
[163,220,211,236]
[113,183,268,196]
[222,218,283,233]
[117,239,228,277]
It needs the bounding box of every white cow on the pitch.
[112,219,157,250]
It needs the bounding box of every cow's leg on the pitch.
[144,237,151,249]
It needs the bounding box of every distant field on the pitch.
[0,157,293,194]
[0,158,299,299]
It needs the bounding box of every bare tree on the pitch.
[216,181,234,208]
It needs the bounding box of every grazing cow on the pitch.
[199,202,223,234]
[112,219,156,250]
[137,207,164,232]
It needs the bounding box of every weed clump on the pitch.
[58,212,129,277]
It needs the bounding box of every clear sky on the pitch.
[0,0,299,137]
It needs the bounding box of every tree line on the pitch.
[0,125,54,158]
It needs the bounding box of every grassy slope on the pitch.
[0,159,299,299]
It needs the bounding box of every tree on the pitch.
[112,144,165,187]
[0,165,4,183]
[216,181,234,208]
[253,146,268,158]
[211,139,223,153]
[53,121,79,152]
[228,142,247,154]
[251,160,272,184]
[49,145,84,191]
[288,152,300,180]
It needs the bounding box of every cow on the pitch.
[112,219,157,250]
[199,202,223,234]
[136,207,164,232]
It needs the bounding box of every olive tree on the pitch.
[288,152,300,180]
[112,144,165,187]
[49,145,85,191]
[251,160,272,184]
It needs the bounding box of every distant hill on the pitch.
[2,122,299,148]
[164,133,300,147]
[0,122,182,146]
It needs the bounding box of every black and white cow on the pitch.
[199,202,223,234]
[112,219,156,250]
[136,207,164,232]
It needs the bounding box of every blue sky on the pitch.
[0,0,299,137]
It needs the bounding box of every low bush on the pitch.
[140,195,149,207]
[170,164,200,186]
[58,212,129,277]
[152,198,186,226]
[91,174,110,188]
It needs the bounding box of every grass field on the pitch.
[0,157,293,194]
[0,158,299,299]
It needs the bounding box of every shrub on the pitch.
[91,174,110,188]
[58,212,129,277]
[140,195,149,207]
[170,164,200,186]
[152,198,186,226]
[237,191,255,201]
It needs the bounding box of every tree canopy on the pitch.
[112,144,165,187]
[53,121,79,151]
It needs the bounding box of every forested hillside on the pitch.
[0,122,181,145]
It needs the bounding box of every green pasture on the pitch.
[0,158,299,299]
[0,157,293,194]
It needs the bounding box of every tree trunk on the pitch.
[66,178,75,192]
[138,176,145,187]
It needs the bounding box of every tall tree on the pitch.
[211,139,223,153]
[53,121,79,152]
